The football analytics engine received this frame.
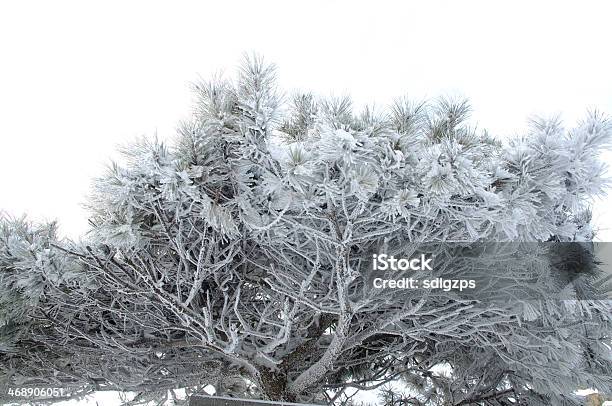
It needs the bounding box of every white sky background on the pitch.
[0,0,612,403]
[1,0,612,241]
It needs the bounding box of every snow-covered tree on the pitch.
[1,55,611,405]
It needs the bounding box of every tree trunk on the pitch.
[259,368,295,402]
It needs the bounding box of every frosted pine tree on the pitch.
[1,55,611,405]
